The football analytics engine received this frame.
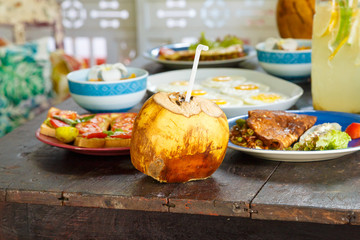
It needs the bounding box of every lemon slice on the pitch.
[329,36,349,60]
[314,2,339,37]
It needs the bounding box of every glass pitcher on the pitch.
[311,0,360,113]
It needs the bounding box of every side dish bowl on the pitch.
[67,67,148,113]
[255,39,312,82]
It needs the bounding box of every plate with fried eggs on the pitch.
[147,68,303,118]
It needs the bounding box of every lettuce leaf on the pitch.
[292,128,351,151]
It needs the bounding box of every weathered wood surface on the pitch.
[1,202,360,240]
[1,58,360,238]
[0,98,278,218]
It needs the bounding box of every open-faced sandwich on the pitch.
[158,32,246,61]
[39,107,136,148]
[230,110,351,151]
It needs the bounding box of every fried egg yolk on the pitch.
[244,92,286,105]
[212,76,232,82]
[186,89,208,96]
[234,84,259,91]
[170,81,189,86]
[210,99,228,105]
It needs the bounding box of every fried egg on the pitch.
[156,80,202,93]
[201,75,247,89]
[243,92,287,105]
[202,93,244,107]
[221,82,270,98]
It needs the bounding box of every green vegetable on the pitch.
[219,35,243,48]
[53,115,77,126]
[236,119,246,128]
[188,32,243,50]
[77,114,95,123]
[291,123,351,151]
[53,114,96,127]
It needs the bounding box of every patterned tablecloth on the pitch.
[0,38,53,137]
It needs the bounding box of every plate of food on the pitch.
[144,33,256,69]
[35,107,136,156]
[147,68,303,118]
[228,110,360,162]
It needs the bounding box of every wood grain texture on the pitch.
[252,153,360,224]
[1,202,360,240]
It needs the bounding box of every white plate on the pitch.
[228,110,360,162]
[147,68,303,118]
[143,43,256,69]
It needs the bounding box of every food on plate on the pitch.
[39,107,137,148]
[230,110,317,150]
[220,82,270,98]
[87,63,136,82]
[201,75,246,89]
[242,92,288,105]
[158,33,246,61]
[345,123,360,140]
[130,92,229,183]
[55,126,79,143]
[155,75,288,108]
[291,123,351,150]
[264,38,311,51]
[156,80,203,93]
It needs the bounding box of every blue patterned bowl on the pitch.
[67,67,148,113]
[256,39,311,82]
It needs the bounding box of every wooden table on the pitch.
[1,58,360,239]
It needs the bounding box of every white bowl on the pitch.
[67,67,148,113]
[256,39,312,82]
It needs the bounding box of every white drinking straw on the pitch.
[185,44,209,102]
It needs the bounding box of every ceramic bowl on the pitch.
[67,67,148,113]
[255,39,312,82]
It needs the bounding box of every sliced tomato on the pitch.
[50,118,70,128]
[76,122,103,134]
[345,123,360,139]
[82,132,108,139]
[49,110,77,120]
[89,115,106,125]
[112,122,133,132]
[110,131,132,139]
[159,47,175,56]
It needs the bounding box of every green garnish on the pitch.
[77,114,96,123]
[188,32,243,50]
[52,114,96,127]
[53,115,77,126]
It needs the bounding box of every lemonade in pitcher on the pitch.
[312,0,360,113]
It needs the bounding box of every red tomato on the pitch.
[345,123,360,139]
[112,122,133,132]
[159,47,175,56]
[111,113,136,132]
[82,132,108,139]
[76,122,103,134]
[89,115,105,125]
[49,110,77,120]
[50,119,70,128]
[110,131,132,139]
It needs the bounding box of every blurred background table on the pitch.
[0,57,360,240]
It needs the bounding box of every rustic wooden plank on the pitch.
[2,202,360,240]
[6,189,62,206]
[252,152,360,225]
[0,202,28,239]
[167,150,279,217]
[63,192,169,212]
[0,189,5,202]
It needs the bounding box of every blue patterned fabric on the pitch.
[0,39,53,137]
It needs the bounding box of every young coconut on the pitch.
[130,92,229,183]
